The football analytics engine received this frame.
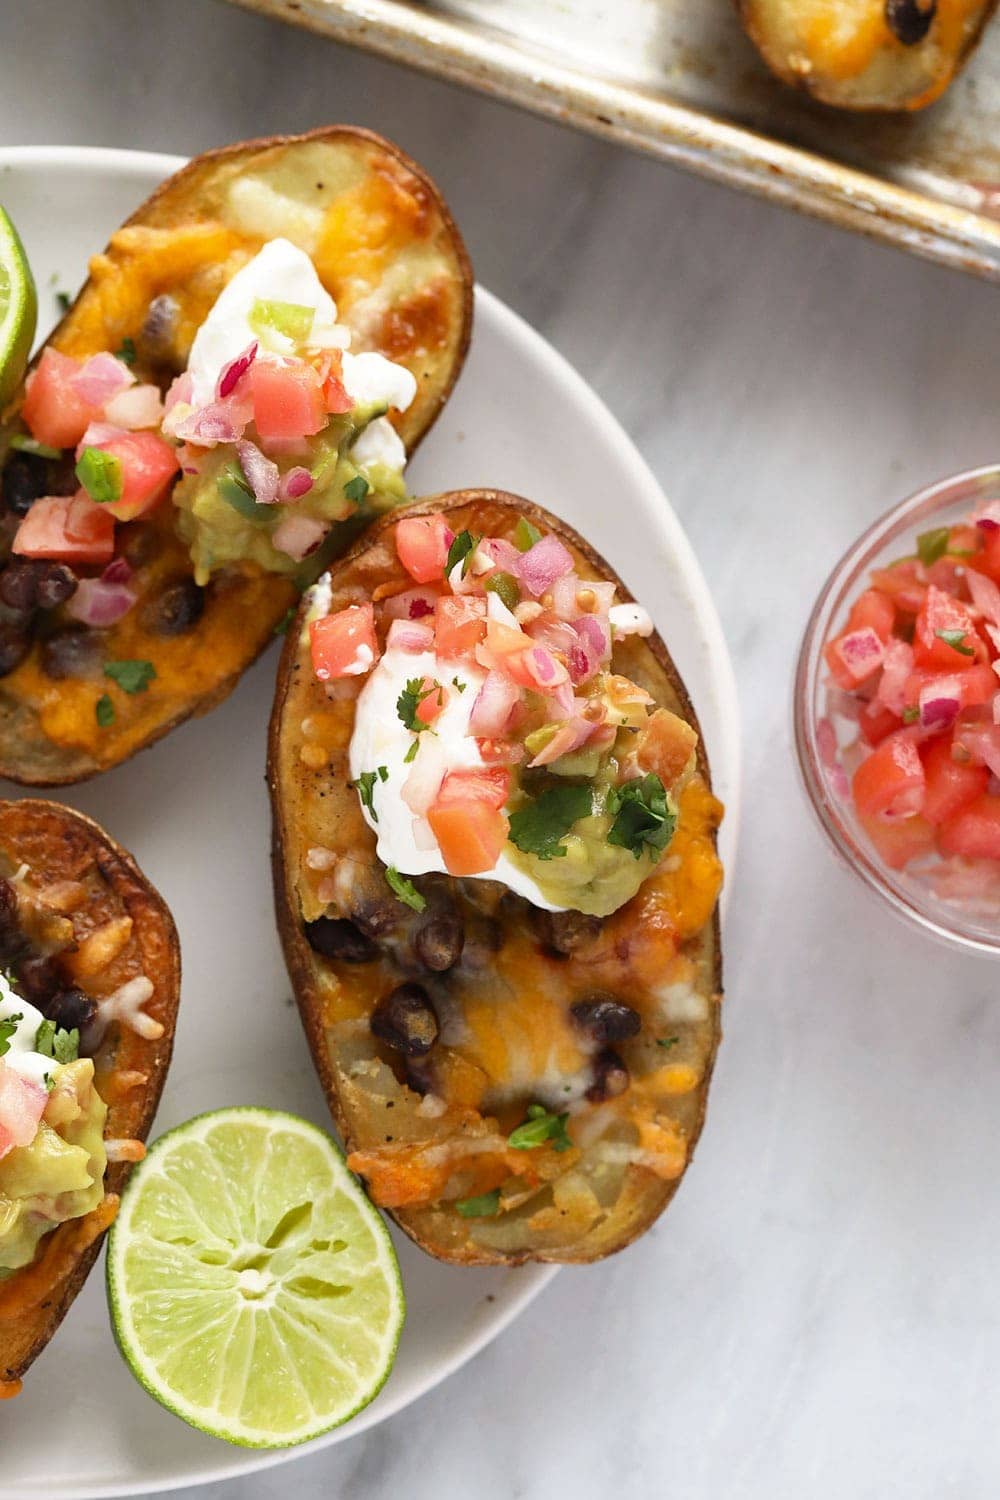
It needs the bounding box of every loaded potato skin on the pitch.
[0,800,180,1393]
[737,0,997,110]
[0,127,472,786]
[268,493,724,1266]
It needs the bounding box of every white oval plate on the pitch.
[0,148,740,1498]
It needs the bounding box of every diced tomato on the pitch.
[636,708,698,787]
[846,588,895,642]
[868,560,926,614]
[20,348,95,449]
[0,1063,47,1160]
[914,585,982,671]
[434,594,486,660]
[415,677,447,725]
[939,794,1000,861]
[320,352,352,414]
[427,798,510,876]
[852,733,925,821]
[858,811,936,871]
[309,603,379,681]
[435,767,511,810]
[920,737,989,826]
[967,528,1000,583]
[858,702,900,747]
[88,431,180,521]
[476,738,525,765]
[396,515,451,584]
[12,492,115,565]
[901,664,998,719]
[250,360,326,443]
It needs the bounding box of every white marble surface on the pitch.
[5,2,1000,1496]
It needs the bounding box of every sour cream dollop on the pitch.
[186,237,417,416]
[347,642,569,912]
[0,974,54,1088]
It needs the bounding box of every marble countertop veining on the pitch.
[5,2,1000,1496]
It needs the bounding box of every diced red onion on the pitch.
[955,721,1000,778]
[163,371,193,414]
[382,587,439,622]
[279,466,314,502]
[548,680,575,719]
[967,568,1000,626]
[101,557,132,585]
[836,626,885,681]
[528,717,595,768]
[170,394,252,446]
[272,513,326,561]
[71,352,135,409]
[993,690,1000,726]
[65,577,137,627]
[527,615,578,656]
[515,534,575,598]
[469,671,521,737]
[103,383,164,430]
[477,537,521,574]
[816,717,850,802]
[76,421,127,459]
[975,501,1000,533]
[217,341,258,400]
[386,618,435,653]
[918,676,961,731]
[235,440,279,506]
[875,638,914,716]
[522,645,570,690]
[402,735,446,815]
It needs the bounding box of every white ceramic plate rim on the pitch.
[0,145,740,1496]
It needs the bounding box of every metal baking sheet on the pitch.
[225,0,1000,282]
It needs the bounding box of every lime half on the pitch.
[0,206,37,408]
[106,1108,405,1448]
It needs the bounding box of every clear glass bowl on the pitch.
[795,464,1000,956]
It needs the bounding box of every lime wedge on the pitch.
[0,206,37,408]
[106,1108,405,1448]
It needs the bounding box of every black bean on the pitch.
[0,559,76,613]
[885,0,936,44]
[370,983,439,1056]
[138,294,180,362]
[45,988,96,1031]
[0,623,31,677]
[414,910,465,972]
[404,1056,435,1096]
[13,955,60,1005]
[571,996,641,1044]
[144,576,205,636]
[41,628,103,680]
[352,894,403,941]
[2,453,50,517]
[304,916,376,963]
[586,1048,630,1103]
[534,908,602,956]
[0,878,26,965]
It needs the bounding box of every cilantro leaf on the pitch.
[934,627,975,658]
[0,1014,22,1057]
[508,1104,573,1153]
[606,773,676,860]
[656,1035,680,1050]
[404,739,419,764]
[104,659,156,695]
[115,337,137,367]
[9,433,61,459]
[34,1018,56,1057]
[344,474,371,504]
[507,784,593,861]
[455,1188,501,1218]
[452,677,466,693]
[273,606,295,637]
[95,694,115,728]
[917,527,951,568]
[446,530,477,578]
[385,867,426,912]
[53,1027,80,1065]
[55,290,72,315]
[397,677,436,733]
[352,770,380,822]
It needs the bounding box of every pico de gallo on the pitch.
[821,501,1000,889]
[311,509,700,917]
[0,238,415,682]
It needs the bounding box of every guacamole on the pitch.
[507,802,674,917]
[173,412,408,586]
[0,1060,108,1276]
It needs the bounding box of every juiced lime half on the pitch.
[0,206,37,408]
[106,1108,405,1448]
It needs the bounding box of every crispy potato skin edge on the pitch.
[734,0,998,111]
[268,490,723,1267]
[0,799,181,1382]
[0,125,473,789]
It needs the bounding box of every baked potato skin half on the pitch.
[737,0,997,110]
[0,799,180,1392]
[269,492,723,1267]
[0,126,472,788]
